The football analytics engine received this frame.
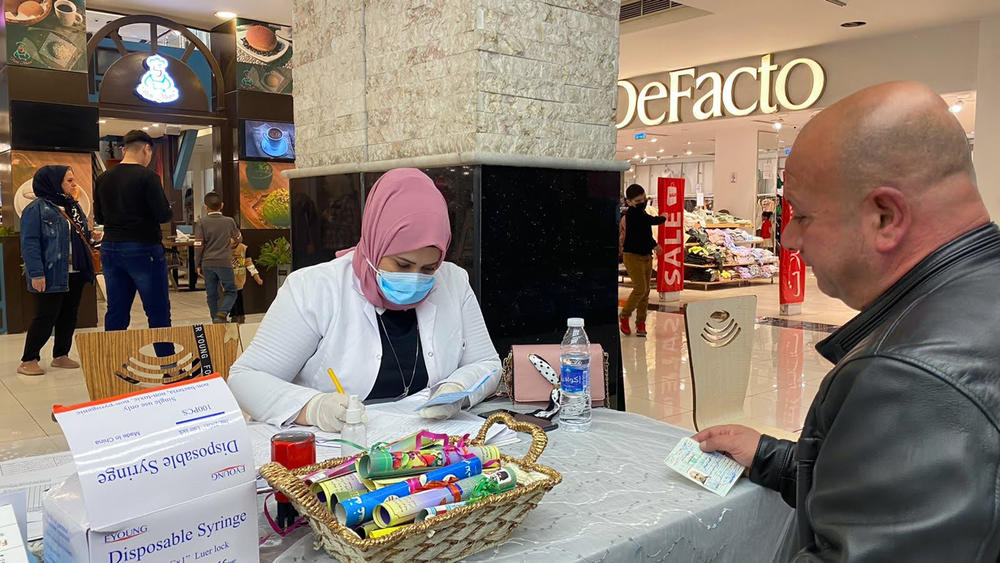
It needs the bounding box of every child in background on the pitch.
[194,192,241,323]
[229,237,263,324]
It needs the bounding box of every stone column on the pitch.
[288,0,630,409]
[291,0,620,166]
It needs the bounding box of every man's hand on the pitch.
[31,277,45,292]
[254,275,264,286]
[692,425,762,468]
[196,267,203,278]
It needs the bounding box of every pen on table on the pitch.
[327,368,345,394]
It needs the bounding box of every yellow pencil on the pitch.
[327,368,345,394]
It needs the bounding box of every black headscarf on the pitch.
[32,165,95,281]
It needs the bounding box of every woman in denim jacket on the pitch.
[18,165,97,376]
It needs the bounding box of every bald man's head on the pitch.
[811,81,974,197]
[781,81,987,310]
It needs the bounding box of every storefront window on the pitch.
[86,10,211,50]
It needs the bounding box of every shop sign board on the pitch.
[617,54,825,128]
[779,197,806,306]
[657,177,686,294]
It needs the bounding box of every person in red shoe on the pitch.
[619,184,667,337]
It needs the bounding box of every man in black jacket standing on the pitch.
[94,130,174,332]
[695,81,1000,561]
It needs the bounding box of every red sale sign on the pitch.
[779,196,806,305]
[656,178,685,293]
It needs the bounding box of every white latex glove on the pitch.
[302,393,352,432]
[419,382,466,420]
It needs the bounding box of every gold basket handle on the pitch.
[470,411,548,469]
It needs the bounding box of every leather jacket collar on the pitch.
[816,222,1000,364]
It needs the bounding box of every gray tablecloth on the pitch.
[261,406,794,562]
[2,408,793,562]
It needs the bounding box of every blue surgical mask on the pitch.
[368,259,435,305]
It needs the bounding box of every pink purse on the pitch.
[502,344,608,407]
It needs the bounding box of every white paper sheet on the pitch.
[0,452,76,540]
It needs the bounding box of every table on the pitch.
[260,406,794,562]
[162,239,200,291]
[2,409,794,562]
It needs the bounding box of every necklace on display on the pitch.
[377,313,420,400]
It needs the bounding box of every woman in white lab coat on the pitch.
[228,169,501,430]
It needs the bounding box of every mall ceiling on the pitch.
[88,0,291,28]
[620,0,1000,79]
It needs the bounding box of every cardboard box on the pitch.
[44,476,257,563]
[43,376,259,563]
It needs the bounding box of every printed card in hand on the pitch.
[413,372,495,411]
[664,437,744,497]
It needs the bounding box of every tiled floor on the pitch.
[0,289,262,444]
[0,269,848,445]
[620,268,858,327]
[618,267,847,433]
[620,309,832,434]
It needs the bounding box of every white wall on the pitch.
[976,16,1000,220]
[712,122,758,221]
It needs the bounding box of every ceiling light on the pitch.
[687,141,692,145]
[142,127,150,131]
[949,102,964,114]
[98,119,107,124]
[841,21,866,28]
[658,148,664,153]
[650,138,658,143]
[625,145,633,150]
[151,123,160,127]
[215,11,237,19]
[772,122,783,131]
[685,150,693,155]
[634,154,640,159]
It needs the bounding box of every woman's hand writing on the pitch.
[299,393,367,432]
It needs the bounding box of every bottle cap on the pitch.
[567,317,585,328]
[345,394,364,424]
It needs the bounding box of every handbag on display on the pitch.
[499,344,608,413]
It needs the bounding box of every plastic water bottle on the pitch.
[559,317,592,432]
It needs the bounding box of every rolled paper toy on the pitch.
[313,472,368,511]
[358,445,500,479]
[387,430,449,453]
[303,431,449,487]
[334,458,483,527]
[414,501,468,522]
[412,467,519,522]
[303,456,359,486]
[374,476,482,528]
[368,525,407,539]
[351,521,381,539]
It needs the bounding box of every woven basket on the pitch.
[259,412,563,562]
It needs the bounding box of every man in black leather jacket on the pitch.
[694,81,1000,561]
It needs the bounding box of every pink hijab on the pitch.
[336,168,451,310]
